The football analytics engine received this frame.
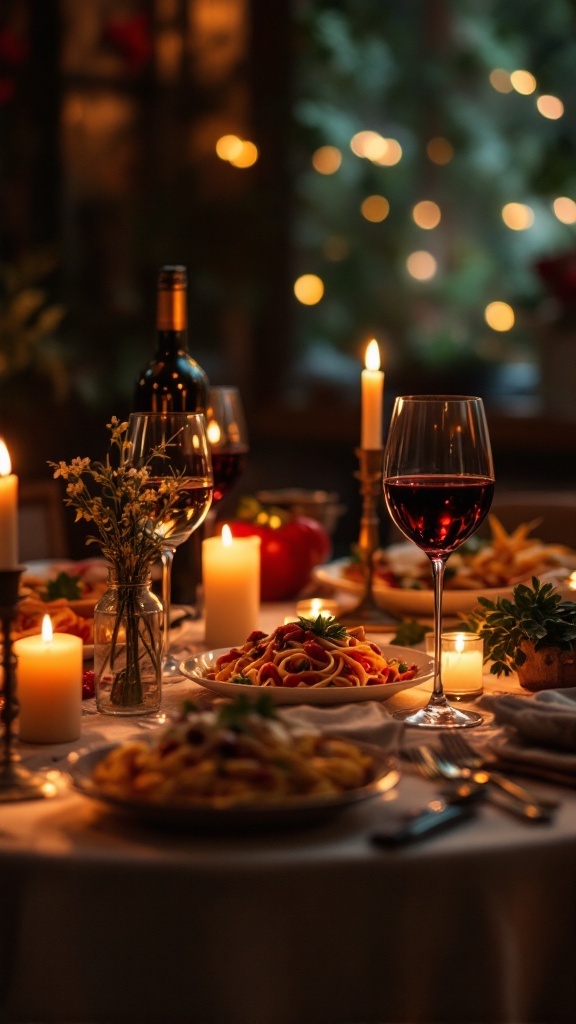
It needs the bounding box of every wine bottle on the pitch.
[134,265,209,412]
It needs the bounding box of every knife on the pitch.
[371,798,476,848]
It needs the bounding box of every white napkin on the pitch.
[279,702,403,750]
[479,688,576,783]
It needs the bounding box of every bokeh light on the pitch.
[536,95,564,120]
[350,131,381,157]
[216,135,244,161]
[485,301,515,331]
[553,197,576,224]
[510,70,537,95]
[426,137,454,164]
[361,195,390,222]
[406,251,437,281]
[412,200,441,229]
[489,69,513,93]
[229,141,258,168]
[372,138,402,166]
[294,274,324,305]
[312,146,342,174]
[502,202,534,230]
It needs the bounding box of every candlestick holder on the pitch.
[339,449,398,631]
[0,569,64,802]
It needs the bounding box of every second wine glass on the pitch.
[382,395,494,729]
[126,412,213,679]
[206,386,249,505]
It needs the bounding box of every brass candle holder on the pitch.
[0,568,64,802]
[339,449,398,630]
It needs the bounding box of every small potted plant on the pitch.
[465,577,576,691]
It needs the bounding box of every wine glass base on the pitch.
[0,763,68,802]
[162,654,186,682]
[394,703,483,729]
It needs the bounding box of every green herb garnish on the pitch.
[45,572,82,601]
[297,614,348,641]
[391,619,427,647]
[231,674,252,685]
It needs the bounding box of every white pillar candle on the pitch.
[203,525,260,650]
[15,615,83,743]
[427,631,483,700]
[0,439,18,568]
[361,339,384,449]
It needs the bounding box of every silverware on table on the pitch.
[408,744,555,823]
[440,732,559,813]
[371,797,477,848]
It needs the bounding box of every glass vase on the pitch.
[94,570,163,715]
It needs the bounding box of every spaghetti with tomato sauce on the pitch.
[206,618,419,690]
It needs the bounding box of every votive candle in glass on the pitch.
[426,631,484,701]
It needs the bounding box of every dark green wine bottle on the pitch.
[134,265,208,412]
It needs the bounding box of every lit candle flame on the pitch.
[455,633,465,654]
[569,571,576,592]
[222,524,233,546]
[41,614,54,643]
[365,338,381,372]
[0,439,12,477]
[207,419,221,445]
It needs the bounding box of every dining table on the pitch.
[1,602,576,1024]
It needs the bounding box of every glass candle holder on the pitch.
[426,631,484,701]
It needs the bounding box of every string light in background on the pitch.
[485,302,515,331]
[350,132,402,165]
[510,69,537,95]
[553,197,576,224]
[489,69,513,93]
[406,251,437,280]
[215,135,258,167]
[312,146,342,174]
[426,137,454,164]
[361,195,390,222]
[412,200,441,229]
[502,202,534,230]
[537,95,564,120]
[294,274,324,305]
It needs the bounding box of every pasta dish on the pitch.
[91,698,377,807]
[205,616,419,689]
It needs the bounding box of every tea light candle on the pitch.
[15,615,82,743]
[296,597,340,620]
[203,524,260,649]
[427,631,483,700]
[361,339,384,449]
[0,439,18,568]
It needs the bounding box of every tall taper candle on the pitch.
[0,440,18,568]
[361,339,384,449]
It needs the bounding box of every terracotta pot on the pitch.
[517,641,576,692]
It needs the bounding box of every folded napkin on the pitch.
[279,702,403,750]
[479,688,576,784]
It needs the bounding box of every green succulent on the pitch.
[465,577,576,677]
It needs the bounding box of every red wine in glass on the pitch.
[211,448,248,504]
[384,475,494,556]
[383,395,495,729]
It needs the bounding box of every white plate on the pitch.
[313,557,516,618]
[179,644,433,705]
[69,743,400,830]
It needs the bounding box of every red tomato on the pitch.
[225,516,332,601]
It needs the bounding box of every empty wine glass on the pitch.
[382,395,494,728]
[126,412,213,679]
[206,386,249,505]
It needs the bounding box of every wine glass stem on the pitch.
[161,546,175,662]
[430,556,448,707]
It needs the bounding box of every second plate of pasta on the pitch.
[180,644,433,705]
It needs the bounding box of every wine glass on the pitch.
[206,386,249,505]
[126,412,213,679]
[382,395,494,729]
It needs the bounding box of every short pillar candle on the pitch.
[14,615,83,743]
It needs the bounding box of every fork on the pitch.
[406,746,485,802]
[441,732,559,813]
[409,744,554,822]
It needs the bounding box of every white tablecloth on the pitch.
[1,606,575,1024]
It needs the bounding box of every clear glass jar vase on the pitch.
[94,570,163,715]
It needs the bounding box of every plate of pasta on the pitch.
[314,516,576,618]
[180,617,433,704]
[68,699,399,829]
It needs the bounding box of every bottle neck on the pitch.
[156,279,188,352]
